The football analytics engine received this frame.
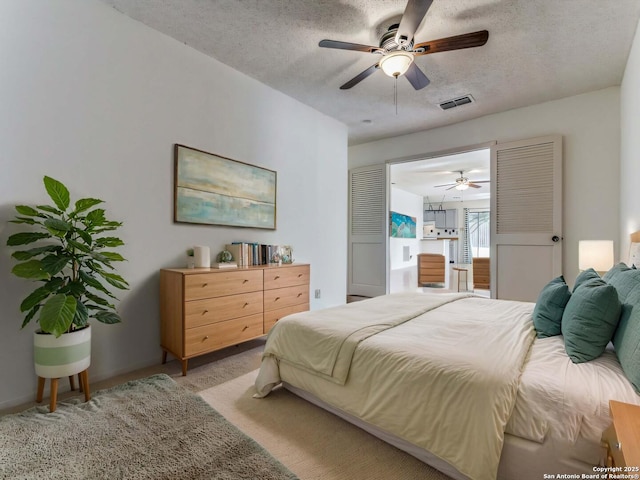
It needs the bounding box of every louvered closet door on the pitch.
[490,135,563,301]
[348,164,389,297]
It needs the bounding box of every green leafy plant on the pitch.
[6,176,129,337]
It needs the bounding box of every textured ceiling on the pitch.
[99,0,640,147]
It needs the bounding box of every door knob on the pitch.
[552,236,560,242]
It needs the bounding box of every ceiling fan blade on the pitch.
[434,183,455,188]
[469,180,490,184]
[446,185,458,190]
[319,39,382,54]
[396,0,434,47]
[467,183,482,189]
[413,30,489,56]
[404,62,430,90]
[340,63,379,90]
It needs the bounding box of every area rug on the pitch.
[200,371,452,480]
[0,374,297,480]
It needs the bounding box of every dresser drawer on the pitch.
[264,284,309,312]
[184,270,263,300]
[264,265,310,290]
[264,302,309,333]
[185,291,263,329]
[184,313,264,357]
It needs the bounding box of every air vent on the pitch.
[439,95,474,111]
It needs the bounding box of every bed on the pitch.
[255,256,640,480]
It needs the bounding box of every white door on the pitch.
[490,135,563,301]
[348,164,389,297]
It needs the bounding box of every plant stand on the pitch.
[36,369,91,412]
[33,325,92,412]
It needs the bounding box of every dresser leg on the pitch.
[162,350,167,364]
[181,359,188,376]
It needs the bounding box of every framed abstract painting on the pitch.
[174,144,277,229]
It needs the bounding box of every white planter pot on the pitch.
[33,325,91,378]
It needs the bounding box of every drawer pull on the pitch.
[275,297,280,301]
[243,302,249,308]
[202,310,209,315]
[298,273,303,277]
[243,279,249,284]
[274,275,280,280]
[242,325,249,331]
[202,283,208,288]
[297,293,302,297]
[203,335,209,341]
[616,442,622,450]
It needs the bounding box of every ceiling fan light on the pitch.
[379,51,414,77]
[455,183,469,191]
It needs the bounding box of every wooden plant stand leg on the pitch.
[49,378,59,413]
[79,369,90,402]
[69,375,76,391]
[36,376,46,403]
[162,350,167,364]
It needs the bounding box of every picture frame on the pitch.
[174,144,277,229]
[389,211,417,238]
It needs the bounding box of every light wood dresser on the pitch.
[160,263,310,375]
[417,253,445,286]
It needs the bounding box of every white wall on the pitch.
[390,187,422,270]
[350,88,621,284]
[621,17,640,257]
[0,0,347,408]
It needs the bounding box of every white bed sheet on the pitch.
[506,336,640,445]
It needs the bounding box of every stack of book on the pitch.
[225,243,280,267]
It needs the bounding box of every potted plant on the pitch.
[6,176,128,381]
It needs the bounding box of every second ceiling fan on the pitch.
[435,171,490,190]
[319,0,489,90]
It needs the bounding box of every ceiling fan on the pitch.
[319,0,489,90]
[435,171,490,191]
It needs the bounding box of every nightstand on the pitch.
[602,400,640,467]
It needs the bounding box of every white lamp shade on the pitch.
[379,51,414,77]
[578,240,614,272]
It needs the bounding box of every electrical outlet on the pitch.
[315,289,321,299]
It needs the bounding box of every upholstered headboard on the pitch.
[629,231,640,267]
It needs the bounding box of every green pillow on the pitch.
[532,276,571,338]
[573,268,601,291]
[605,267,640,303]
[562,277,621,363]
[612,289,640,394]
[603,262,632,283]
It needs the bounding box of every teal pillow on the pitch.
[573,268,601,292]
[603,262,632,283]
[605,267,640,303]
[562,277,621,363]
[613,289,640,394]
[532,276,571,338]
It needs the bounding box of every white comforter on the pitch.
[255,293,536,480]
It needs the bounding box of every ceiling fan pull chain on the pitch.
[394,75,398,115]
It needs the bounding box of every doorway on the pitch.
[388,148,491,295]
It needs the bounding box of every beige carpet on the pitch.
[200,370,451,480]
